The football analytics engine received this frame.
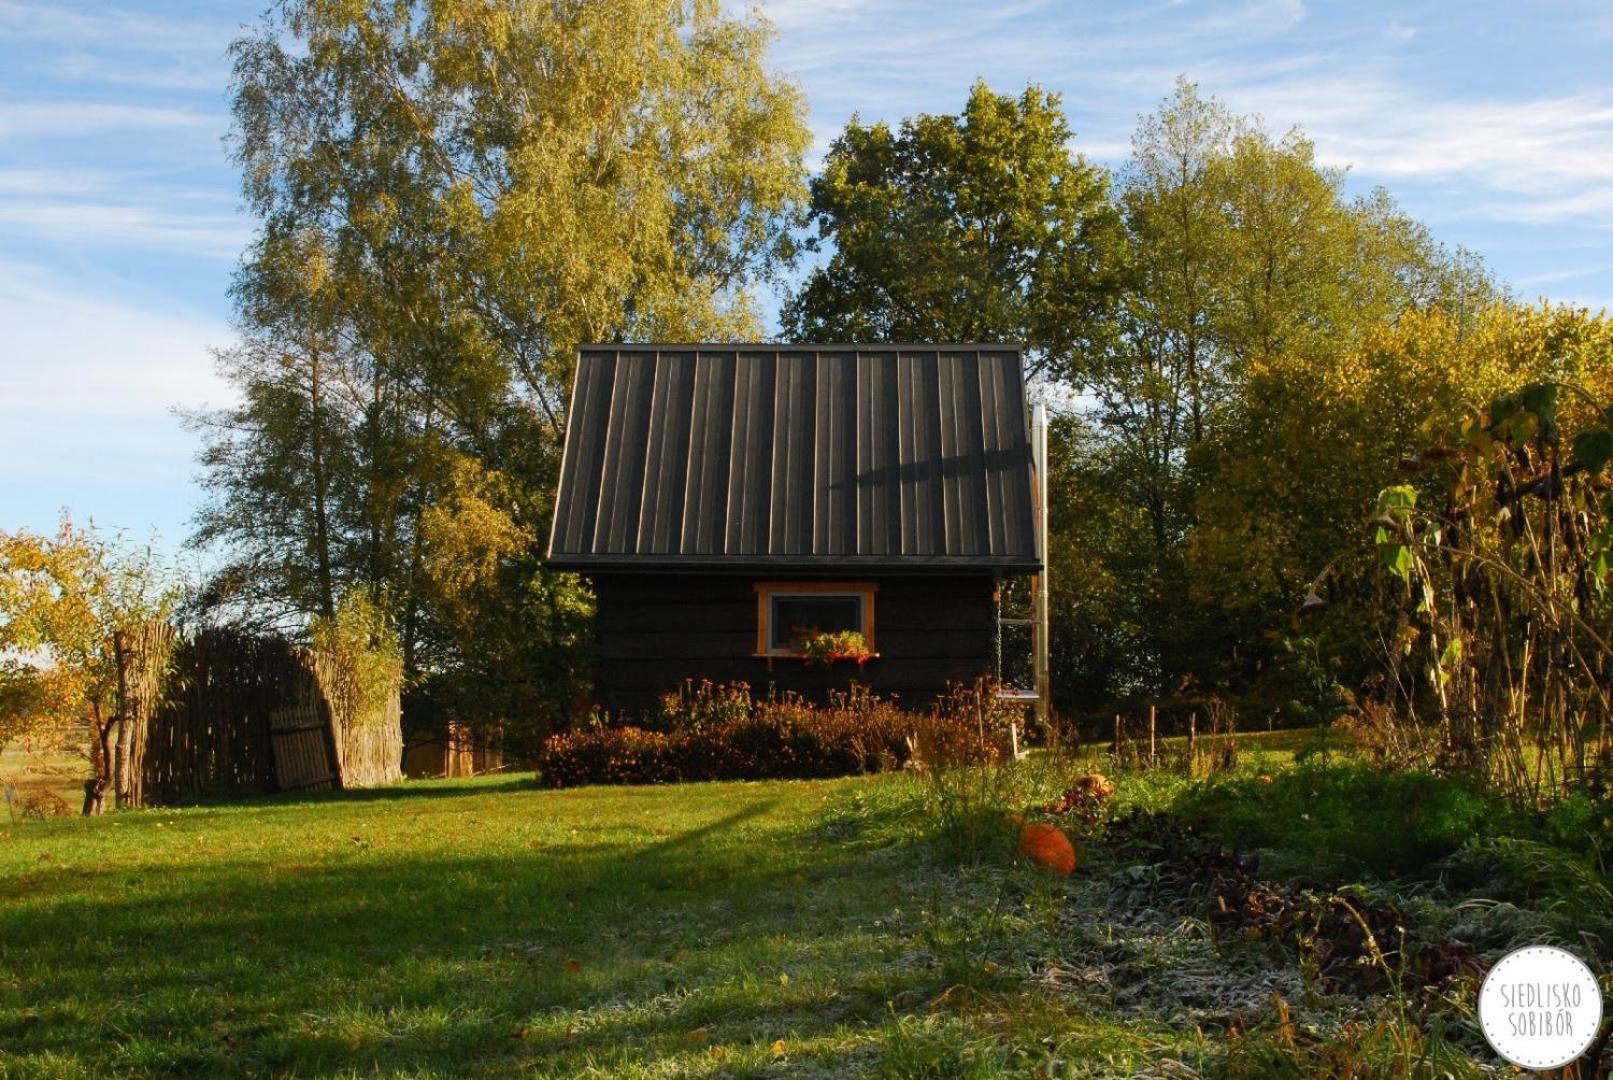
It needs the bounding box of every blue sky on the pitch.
[3,1,1613,552]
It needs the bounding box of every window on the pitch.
[754,583,877,656]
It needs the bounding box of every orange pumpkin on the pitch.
[1018,823,1076,875]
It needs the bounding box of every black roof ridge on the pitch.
[579,342,1027,351]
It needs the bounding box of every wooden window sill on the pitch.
[752,652,881,661]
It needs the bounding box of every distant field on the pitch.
[0,726,89,819]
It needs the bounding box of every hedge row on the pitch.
[535,680,1019,787]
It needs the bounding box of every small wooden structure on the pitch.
[402,723,504,779]
[548,344,1048,717]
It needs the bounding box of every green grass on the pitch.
[2,775,926,1076]
[1,772,1199,1077]
[2,749,1598,1077]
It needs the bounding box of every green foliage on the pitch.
[0,518,178,785]
[1023,81,1499,722]
[308,592,402,729]
[782,81,1123,381]
[1363,363,1613,799]
[1449,836,1613,943]
[1176,762,1507,880]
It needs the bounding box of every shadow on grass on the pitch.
[0,782,930,1076]
[153,772,547,811]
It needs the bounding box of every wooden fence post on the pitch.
[1148,705,1157,766]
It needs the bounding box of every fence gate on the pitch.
[268,702,339,793]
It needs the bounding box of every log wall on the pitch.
[588,573,997,717]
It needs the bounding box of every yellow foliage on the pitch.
[0,517,175,746]
[418,456,531,632]
[1191,303,1613,618]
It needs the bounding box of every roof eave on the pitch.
[545,554,1043,574]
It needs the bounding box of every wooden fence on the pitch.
[403,723,505,779]
[134,629,401,806]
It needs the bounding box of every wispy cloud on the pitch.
[0,2,240,93]
[0,101,222,138]
[1215,77,1613,221]
[0,257,234,543]
[1514,264,1613,288]
[0,198,247,258]
[0,257,233,414]
[0,1,238,52]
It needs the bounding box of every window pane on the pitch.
[769,595,862,651]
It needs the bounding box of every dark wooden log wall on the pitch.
[588,573,996,717]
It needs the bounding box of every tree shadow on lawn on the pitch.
[150,772,547,813]
[0,789,935,1075]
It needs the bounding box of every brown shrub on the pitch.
[535,678,1013,787]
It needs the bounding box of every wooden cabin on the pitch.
[546,344,1046,717]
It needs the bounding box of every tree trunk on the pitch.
[309,348,336,619]
[111,621,172,810]
[113,629,134,807]
[84,700,115,816]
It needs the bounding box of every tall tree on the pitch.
[782,81,1124,379]
[1069,80,1501,709]
[194,0,810,732]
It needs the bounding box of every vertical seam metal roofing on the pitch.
[546,344,1040,570]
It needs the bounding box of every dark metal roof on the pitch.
[546,344,1039,571]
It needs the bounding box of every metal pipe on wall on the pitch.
[1031,403,1050,729]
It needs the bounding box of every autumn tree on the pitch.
[782,81,1124,380]
[1070,81,1501,709]
[1190,305,1611,724]
[194,0,810,735]
[0,520,176,812]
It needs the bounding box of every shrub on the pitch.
[1175,761,1507,880]
[535,679,1009,787]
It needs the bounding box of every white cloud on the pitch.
[0,257,233,416]
[0,1,238,52]
[0,101,222,138]
[53,51,228,91]
[0,166,114,195]
[1214,76,1613,220]
[0,198,248,259]
[1514,264,1613,287]
[0,258,238,545]
[1189,0,1305,36]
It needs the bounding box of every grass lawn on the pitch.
[3,775,962,1076]
[0,750,1602,1077]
